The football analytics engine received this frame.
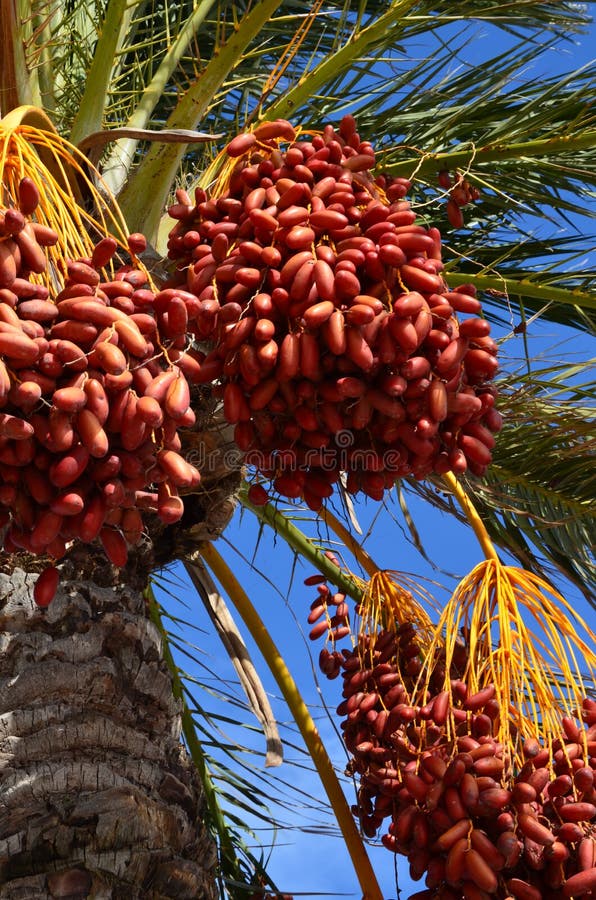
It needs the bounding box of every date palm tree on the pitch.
[0,1,594,898]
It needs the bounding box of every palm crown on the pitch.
[0,1,594,897]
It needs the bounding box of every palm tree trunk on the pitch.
[0,556,218,899]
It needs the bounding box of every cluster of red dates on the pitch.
[0,178,203,603]
[165,115,500,510]
[307,571,596,900]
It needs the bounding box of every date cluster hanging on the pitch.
[164,115,501,510]
[0,179,203,603]
[307,571,596,900]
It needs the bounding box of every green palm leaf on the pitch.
[407,360,596,601]
[471,368,595,600]
[149,573,341,897]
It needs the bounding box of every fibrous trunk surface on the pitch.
[0,562,217,899]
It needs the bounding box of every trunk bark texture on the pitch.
[0,561,218,899]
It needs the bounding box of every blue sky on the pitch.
[155,10,595,900]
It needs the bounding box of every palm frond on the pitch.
[184,554,283,768]
[117,0,284,238]
[410,360,596,602]
[23,1,594,253]
[149,570,339,898]
[471,368,595,601]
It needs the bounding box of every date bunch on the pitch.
[0,178,203,601]
[308,575,596,900]
[165,116,501,510]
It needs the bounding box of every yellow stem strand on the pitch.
[319,506,379,578]
[199,542,384,900]
[442,472,499,561]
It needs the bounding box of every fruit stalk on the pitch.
[199,541,384,900]
[319,505,379,578]
[240,481,365,601]
[442,470,499,562]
